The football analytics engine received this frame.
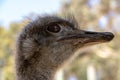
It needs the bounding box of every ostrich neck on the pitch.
[15,52,56,80]
[16,59,56,80]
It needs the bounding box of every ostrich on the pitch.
[15,15,114,80]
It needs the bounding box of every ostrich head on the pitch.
[16,15,114,80]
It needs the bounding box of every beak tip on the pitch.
[104,32,114,41]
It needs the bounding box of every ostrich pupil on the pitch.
[47,24,61,33]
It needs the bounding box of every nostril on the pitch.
[85,31,97,34]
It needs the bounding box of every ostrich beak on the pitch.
[58,30,114,45]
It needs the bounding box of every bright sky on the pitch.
[0,0,61,27]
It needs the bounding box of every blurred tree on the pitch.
[0,20,27,80]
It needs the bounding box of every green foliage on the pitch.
[0,21,25,80]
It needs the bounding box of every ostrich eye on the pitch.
[47,24,61,33]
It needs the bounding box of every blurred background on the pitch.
[0,0,120,80]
